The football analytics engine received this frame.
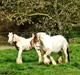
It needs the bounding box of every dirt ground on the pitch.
[0,46,15,50]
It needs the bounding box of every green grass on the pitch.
[0,44,80,75]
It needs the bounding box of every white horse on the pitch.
[31,32,69,65]
[8,32,33,64]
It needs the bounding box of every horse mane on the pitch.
[33,34,38,43]
[13,34,26,40]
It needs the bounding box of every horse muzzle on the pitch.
[8,40,13,44]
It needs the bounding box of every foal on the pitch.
[8,32,33,64]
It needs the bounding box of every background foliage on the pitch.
[0,0,80,44]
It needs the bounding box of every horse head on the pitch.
[8,32,14,44]
[30,33,41,50]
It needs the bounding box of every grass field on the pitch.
[0,44,80,75]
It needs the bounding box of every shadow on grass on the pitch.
[0,69,15,75]
[0,58,16,63]
[71,62,80,69]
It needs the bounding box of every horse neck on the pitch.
[39,34,51,46]
[13,34,20,42]
[40,34,50,41]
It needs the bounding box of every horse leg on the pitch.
[63,46,69,63]
[43,50,51,64]
[36,49,43,63]
[57,51,63,64]
[43,50,56,65]
[49,56,57,65]
[16,48,23,64]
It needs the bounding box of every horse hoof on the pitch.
[58,57,63,64]
[44,59,50,64]
[44,62,50,64]
[16,58,23,64]
[16,61,23,64]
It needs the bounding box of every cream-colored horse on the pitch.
[31,32,69,65]
[8,32,33,64]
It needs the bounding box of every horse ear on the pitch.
[32,33,35,37]
[32,34,38,43]
[9,32,13,34]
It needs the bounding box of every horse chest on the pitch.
[13,42,19,51]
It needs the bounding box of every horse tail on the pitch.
[67,47,70,62]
